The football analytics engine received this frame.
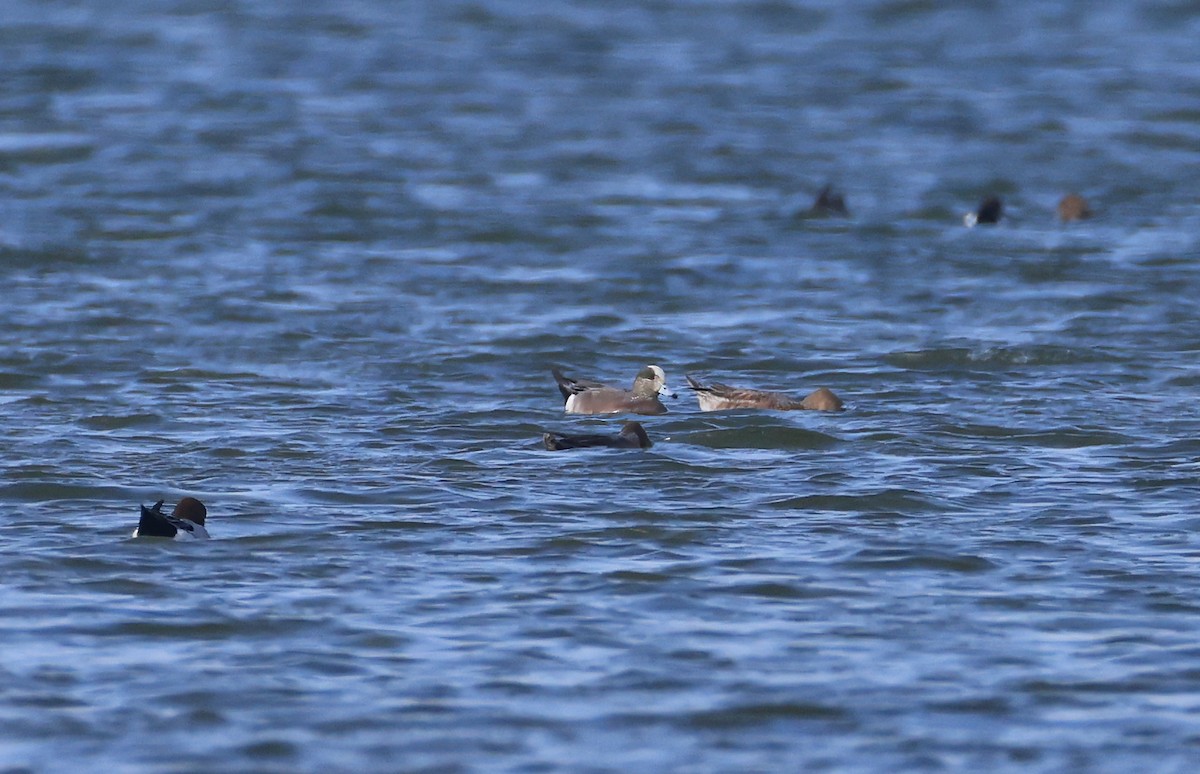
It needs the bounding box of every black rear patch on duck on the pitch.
[138,500,179,538]
[975,196,1003,224]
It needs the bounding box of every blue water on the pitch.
[3,1,1200,771]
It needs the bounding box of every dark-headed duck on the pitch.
[134,497,209,540]
[810,184,849,217]
[964,196,1003,227]
[543,421,653,451]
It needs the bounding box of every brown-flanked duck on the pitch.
[1057,192,1092,222]
[552,365,675,415]
[543,421,653,451]
[133,497,209,539]
[686,374,844,412]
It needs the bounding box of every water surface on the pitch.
[3,1,1200,771]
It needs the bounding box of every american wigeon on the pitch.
[1057,192,1092,222]
[543,421,653,451]
[552,365,675,415]
[964,196,1003,227]
[810,184,849,216]
[133,497,209,540]
[686,374,844,412]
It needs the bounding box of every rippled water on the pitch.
[3,1,1200,771]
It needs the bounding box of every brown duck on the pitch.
[685,375,843,412]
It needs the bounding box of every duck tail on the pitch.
[551,367,574,400]
[136,500,178,538]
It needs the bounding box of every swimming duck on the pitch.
[810,184,849,216]
[685,374,844,412]
[552,365,675,415]
[964,196,1003,227]
[133,497,209,540]
[1057,192,1092,222]
[543,421,653,451]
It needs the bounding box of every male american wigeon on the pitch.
[685,374,844,412]
[133,497,209,540]
[1057,192,1092,222]
[552,365,675,415]
[542,421,653,451]
[964,196,1003,227]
